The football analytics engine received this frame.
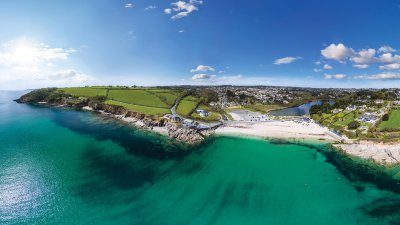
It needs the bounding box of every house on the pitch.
[346,105,356,112]
[182,119,197,128]
[358,113,378,124]
[196,109,211,117]
[332,108,342,114]
[393,100,400,105]
[375,99,384,105]
[171,115,182,122]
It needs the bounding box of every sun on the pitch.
[13,43,37,64]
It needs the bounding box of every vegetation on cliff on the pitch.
[16,88,71,103]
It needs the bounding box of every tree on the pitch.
[347,121,361,130]
[200,89,219,103]
[226,90,235,101]
[382,113,390,121]
[309,104,323,115]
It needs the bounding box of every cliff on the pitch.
[16,88,215,145]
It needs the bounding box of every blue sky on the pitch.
[1,0,400,89]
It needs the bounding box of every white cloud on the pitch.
[191,73,216,80]
[220,74,243,80]
[324,73,347,79]
[313,68,322,72]
[125,3,134,8]
[379,53,400,64]
[322,43,400,70]
[274,56,302,65]
[350,48,376,64]
[353,64,369,69]
[321,43,355,62]
[378,45,396,53]
[190,65,215,72]
[0,38,95,90]
[145,5,157,10]
[314,60,322,65]
[190,73,242,82]
[353,72,400,80]
[379,63,400,70]
[178,30,185,33]
[164,8,172,14]
[44,70,93,83]
[0,39,74,71]
[166,0,203,20]
[323,64,333,70]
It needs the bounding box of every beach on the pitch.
[215,120,344,142]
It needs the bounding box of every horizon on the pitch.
[3,84,399,92]
[1,0,400,89]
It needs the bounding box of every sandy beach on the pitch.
[215,120,345,142]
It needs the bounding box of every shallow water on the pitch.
[1,91,399,224]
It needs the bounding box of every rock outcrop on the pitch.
[166,123,215,144]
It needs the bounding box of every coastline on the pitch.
[23,99,400,167]
[20,100,400,194]
[83,106,170,136]
[215,120,345,142]
[334,142,400,165]
[90,105,400,166]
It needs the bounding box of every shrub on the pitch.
[347,121,361,130]
[382,113,389,121]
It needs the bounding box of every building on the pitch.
[358,113,378,124]
[332,108,342,114]
[375,99,384,105]
[346,105,356,112]
[196,109,211,117]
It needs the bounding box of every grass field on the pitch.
[60,88,107,97]
[190,104,221,122]
[379,110,400,129]
[104,100,170,116]
[108,89,169,108]
[176,96,200,116]
[147,89,181,107]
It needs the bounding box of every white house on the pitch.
[358,113,378,124]
[375,99,384,105]
[196,109,211,117]
[346,105,356,112]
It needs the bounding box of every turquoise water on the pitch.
[1,91,400,224]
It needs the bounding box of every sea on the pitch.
[1,90,399,224]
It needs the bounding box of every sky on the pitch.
[1,0,400,90]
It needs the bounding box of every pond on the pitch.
[268,100,332,117]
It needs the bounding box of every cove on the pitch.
[1,91,400,224]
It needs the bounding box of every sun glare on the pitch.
[13,43,36,64]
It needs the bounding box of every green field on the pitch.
[333,112,356,126]
[176,96,200,116]
[379,110,400,129]
[108,89,169,108]
[60,88,107,97]
[104,100,170,116]
[147,89,181,107]
[190,104,221,122]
